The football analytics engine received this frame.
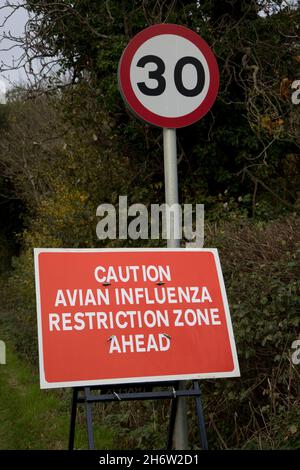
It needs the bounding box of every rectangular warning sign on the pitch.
[34,248,240,388]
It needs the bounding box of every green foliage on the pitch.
[201,215,300,449]
[2,215,299,449]
[20,0,300,215]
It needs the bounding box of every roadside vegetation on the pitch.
[0,0,299,449]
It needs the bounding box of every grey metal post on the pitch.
[163,127,188,450]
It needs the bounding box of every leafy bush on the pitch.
[200,215,300,449]
[2,215,298,449]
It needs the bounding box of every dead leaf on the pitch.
[280,77,291,99]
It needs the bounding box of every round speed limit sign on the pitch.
[118,24,219,128]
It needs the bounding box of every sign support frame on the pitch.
[68,381,208,450]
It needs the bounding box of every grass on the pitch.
[0,339,114,450]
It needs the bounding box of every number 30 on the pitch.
[136,55,205,97]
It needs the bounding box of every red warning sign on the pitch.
[34,248,240,389]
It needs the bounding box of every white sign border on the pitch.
[34,247,240,389]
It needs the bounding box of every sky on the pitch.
[0,2,29,92]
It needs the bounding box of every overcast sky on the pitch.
[0,3,29,91]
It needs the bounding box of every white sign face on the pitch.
[118,24,219,128]
[130,34,210,118]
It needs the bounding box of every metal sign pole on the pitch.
[163,127,188,450]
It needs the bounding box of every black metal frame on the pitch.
[68,380,208,450]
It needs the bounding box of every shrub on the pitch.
[1,215,299,449]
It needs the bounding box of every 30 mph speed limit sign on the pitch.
[118,24,219,128]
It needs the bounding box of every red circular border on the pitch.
[118,24,219,128]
